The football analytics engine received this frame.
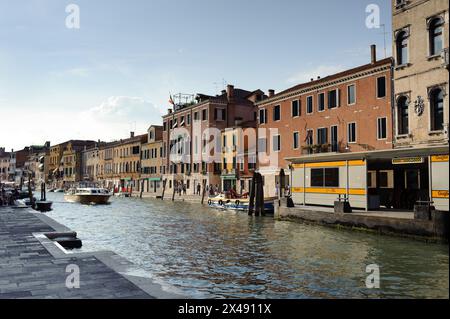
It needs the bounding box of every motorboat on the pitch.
[207,192,275,213]
[64,188,111,205]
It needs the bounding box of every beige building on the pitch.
[111,133,147,192]
[393,0,449,147]
[140,126,164,194]
[391,0,449,211]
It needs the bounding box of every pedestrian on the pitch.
[197,183,201,195]
[183,184,187,195]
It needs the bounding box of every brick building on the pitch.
[257,47,393,198]
[161,85,265,194]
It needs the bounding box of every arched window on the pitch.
[397,96,409,135]
[429,17,444,56]
[430,88,444,131]
[396,31,408,65]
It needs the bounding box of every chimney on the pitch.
[371,44,377,64]
[130,132,135,138]
[268,89,275,98]
[226,84,234,101]
[168,109,172,114]
[221,89,226,95]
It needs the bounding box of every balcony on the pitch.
[301,144,337,155]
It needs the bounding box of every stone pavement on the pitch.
[0,207,159,299]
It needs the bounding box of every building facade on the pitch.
[220,124,257,194]
[61,141,96,187]
[391,0,449,210]
[257,48,394,198]
[0,148,11,182]
[140,126,164,194]
[162,85,264,195]
[111,133,147,192]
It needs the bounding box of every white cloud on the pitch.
[287,65,345,84]
[85,96,163,122]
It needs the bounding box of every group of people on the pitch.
[0,184,20,206]
[192,183,221,196]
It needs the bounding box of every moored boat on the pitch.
[64,188,112,205]
[207,193,275,213]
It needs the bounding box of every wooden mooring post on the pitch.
[248,173,256,215]
[161,179,167,200]
[255,173,264,216]
[172,180,176,201]
[140,180,144,199]
[201,179,207,205]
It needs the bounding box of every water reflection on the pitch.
[46,193,449,299]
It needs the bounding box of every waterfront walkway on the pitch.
[0,207,176,299]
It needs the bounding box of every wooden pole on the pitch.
[172,180,176,201]
[140,180,144,199]
[255,173,263,216]
[161,179,167,200]
[201,179,207,205]
[248,172,256,215]
[28,175,34,208]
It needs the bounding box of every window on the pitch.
[194,112,199,121]
[259,109,267,124]
[367,171,377,188]
[306,96,313,114]
[377,77,386,98]
[202,109,208,121]
[347,122,356,143]
[187,114,191,125]
[429,17,444,56]
[397,96,409,135]
[258,138,267,153]
[318,93,325,111]
[328,89,339,109]
[273,135,281,152]
[396,31,408,65]
[292,100,300,117]
[430,88,444,131]
[311,168,339,187]
[214,108,226,121]
[293,132,299,149]
[306,129,313,146]
[273,105,281,121]
[317,128,328,145]
[377,117,387,140]
[347,85,356,105]
[163,122,167,131]
[379,170,393,188]
[330,125,338,152]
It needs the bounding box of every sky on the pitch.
[0,0,392,151]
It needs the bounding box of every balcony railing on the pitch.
[301,144,337,155]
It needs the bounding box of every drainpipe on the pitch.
[428,155,432,203]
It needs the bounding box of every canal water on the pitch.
[45,193,449,299]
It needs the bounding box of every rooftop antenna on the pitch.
[380,24,388,58]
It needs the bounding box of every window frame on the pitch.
[318,92,326,112]
[376,76,387,99]
[377,117,388,140]
[272,134,281,153]
[328,89,340,109]
[347,84,356,105]
[273,105,281,122]
[293,131,300,150]
[306,95,314,114]
[347,122,357,144]
[291,100,300,118]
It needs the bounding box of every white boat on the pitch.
[207,193,275,213]
[64,188,112,205]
